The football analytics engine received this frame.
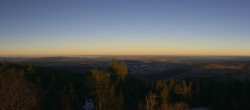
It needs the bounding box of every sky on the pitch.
[0,0,250,57]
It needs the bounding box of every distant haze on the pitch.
[0,0,250,57]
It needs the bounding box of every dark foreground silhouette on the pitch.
[0,59,250,110]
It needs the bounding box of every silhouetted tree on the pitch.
[109,59,128,82]
[145,92,158,110]
[84,69,115,110]
[62,84,77,110]
[0,66,37,110]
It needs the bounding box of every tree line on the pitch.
[0,60,250,110]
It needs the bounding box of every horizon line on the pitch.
[1,54,250,58]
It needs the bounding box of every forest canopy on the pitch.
[0,60,250,110]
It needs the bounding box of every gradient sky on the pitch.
[0,0,250,57]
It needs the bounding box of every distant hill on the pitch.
[196,64,245,70]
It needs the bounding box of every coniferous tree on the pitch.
[62,84,77,110]
[0,66,37,110]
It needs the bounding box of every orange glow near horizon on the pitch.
[1,45,250,57]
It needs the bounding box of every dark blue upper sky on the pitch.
[0,0,250,56]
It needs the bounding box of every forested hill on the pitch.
[1,60,250,110]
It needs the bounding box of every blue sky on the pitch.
[0,0,250,56]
